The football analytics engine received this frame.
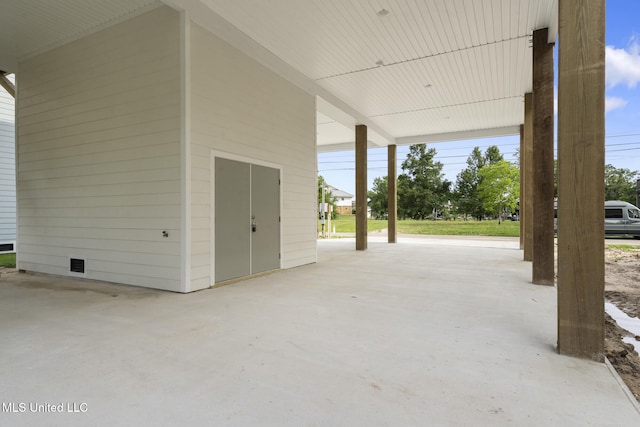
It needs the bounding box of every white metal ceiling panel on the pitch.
[198,0,555,147]
[314,37,529,116]
[370,97,525,138]
[0,0,557,148]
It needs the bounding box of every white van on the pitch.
[554,200,640,238]
[604,200,640,238]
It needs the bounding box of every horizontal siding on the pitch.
[189,23,317,289]
[18,216,180,231]
[0,78,16,244]
[17,6,182,290]
[18,119,179,155]
[19,242,179,269]
[16,182,180,201]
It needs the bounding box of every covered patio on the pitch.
[2,236,638,426]
[0,0,609,359]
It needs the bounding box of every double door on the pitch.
[214,157,280,283]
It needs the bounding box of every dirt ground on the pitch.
[604,245,640,403]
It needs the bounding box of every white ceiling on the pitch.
[0,0,159,68]
[0,0,558,151]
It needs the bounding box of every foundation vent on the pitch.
[70,258,85,274]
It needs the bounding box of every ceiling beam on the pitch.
[316,97,391,147]
[0,72,15,98]
[0,56,17,74]
[317,141,382,153]
[317,125,522,152]
[395,126,521,146]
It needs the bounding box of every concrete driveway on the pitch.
[1,236,639,426]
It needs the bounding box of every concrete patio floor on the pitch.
[1,236,639,426]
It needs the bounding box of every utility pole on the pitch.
[320,177,326,238]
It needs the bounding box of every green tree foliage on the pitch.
[454,146,504,220]
[368,176,388,219]
[484,145,503,164]
[397,144,451,219]
[604,164,639,203]
[397,174,412,219]
[477,160,520,222]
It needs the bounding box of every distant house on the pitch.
[327,185,353,215]
[350,200,372,219]
[0,74,15,253]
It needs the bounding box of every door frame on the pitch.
[210,150,283,284]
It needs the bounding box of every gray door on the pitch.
[214,158,280,283]
[251,164,280,274]
[215,158,251,282]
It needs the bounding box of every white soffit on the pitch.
[0,0,558,149]
[316,96,390,149]
[193,0,557,148]
[316,111,353,147]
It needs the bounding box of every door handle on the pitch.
[252,222,257,232]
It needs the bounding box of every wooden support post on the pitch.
[557,0,605,360]
[355,125,368,251]
[519,124,524,250]
[388,144,397,243]
[532,28,555,285]
[524,92,534,262]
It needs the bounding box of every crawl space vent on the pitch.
[70,258,85,274]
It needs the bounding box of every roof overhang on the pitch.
[0,1,558,150]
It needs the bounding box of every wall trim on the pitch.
[209,149,283,286]
[180,11,192,292]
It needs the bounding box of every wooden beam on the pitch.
[0,72,15,98]
[388,144,397,243]
[519,124,524,250]
[532,28,555,285]
[355,125,368,251]
[524,93,534,262]
[557,0,605,360]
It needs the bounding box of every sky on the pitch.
[318,1,640,197]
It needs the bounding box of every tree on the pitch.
[397,174,412,220]
[368,176,388,219]
[604,164,639,203]
[477,160,520,223]
[484,145,503,164]
[398,144,451,219]
[454,146,504,220]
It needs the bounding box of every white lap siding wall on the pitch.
[16,7,183,291]
[0,75,16,249]
[15,6,318,292]
[189,23,317,291]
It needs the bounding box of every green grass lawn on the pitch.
[606,244,640,252]
[320,215,520,237]
[398,219,520,237]
[319,216,387,233]
[0,253,16,268]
